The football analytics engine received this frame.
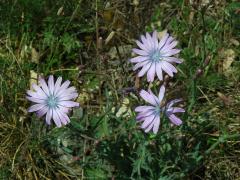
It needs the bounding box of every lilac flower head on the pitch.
[164,99,185,126]
[130,31,182,82]
[135,85,185,134]
[135,85,166,134]
[26,75,79,127]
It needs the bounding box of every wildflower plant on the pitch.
[130,31,182,82]
[131,31,185,134]
[135,85,165,134]
[26,75,79,127]
[164,99,185,126]
[135,85,185,134]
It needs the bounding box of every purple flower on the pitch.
[26,75,79,127]
[135,85,166,134]
[130,31,182,82]
[165,99,185,126]
[135,85,185,134]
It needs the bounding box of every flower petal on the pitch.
[132,48,148,56]
[52,109,62,127]
[54,77,62,95]
[163,49,181,56]
[153,115,160,134]
[168,114,182,126]
[28,104,45,112]
[166,99,183,108]
[141,35,151,50]
[138,62,151,77]
[26,96,46,104]
[48,75,54,95]
[163,61,177,73]
[46,109,53,125]
[58,106,70,114]
[39,78,50,96]
[133,60,149,71]
[164,36,174,47]
[55,109,68,125]
[36,106,49,118]
[139,90,158,106]
[55,80,71,96]
[156,63,163,81]
[167,107,185,114]
[136,40,149,52]
[136,114,145,121]
[60,80,70,90]
[158,32,169,50]
[164,57,183,64]
[27,90,46,100]
[146,32,154,48]
[141,114,155,129]
[162,40,178,52]
[161,62,173,77]
[137,109,155,119]
[59,101,79,108]
[158,85,165,102]
[147,63,156,82]
[58,93,78,101]
[148,89,160,105]
[61,113,70,124]
[129,56,149,63]
[144,117,156,133]
[152,31,158,49]
[57,86,77,97]
[135,106,155,112]
[32,84,48,97]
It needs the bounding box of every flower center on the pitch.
[150,50,162,62]
[47,94,59,108]
[155,106,161,115]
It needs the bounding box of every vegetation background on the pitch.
[0,0,239,179]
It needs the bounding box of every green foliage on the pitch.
[86,168,108,179]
